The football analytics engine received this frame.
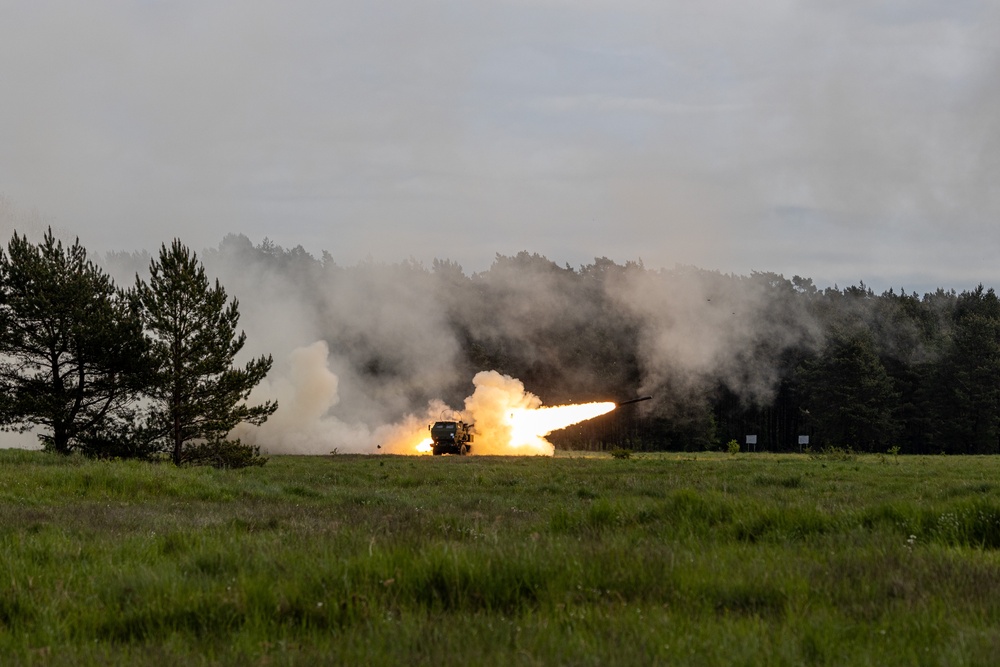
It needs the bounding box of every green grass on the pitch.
[3,449,1000,665]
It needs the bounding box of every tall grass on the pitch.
[2,450,1000,665]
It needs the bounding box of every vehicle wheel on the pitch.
[432,446,442,456]
[460,444,468,456]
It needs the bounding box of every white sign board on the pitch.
[745,435,757,445]
[798,435,809,445]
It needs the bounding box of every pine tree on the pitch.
[134,239,276,465]
[797,328,901,451]
[0,230,149,453]
[927,286,1000,454]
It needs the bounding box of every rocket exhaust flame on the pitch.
[380,370,619,456]
[231,344,648,456]
[507,402,615,452]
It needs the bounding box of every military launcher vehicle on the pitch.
[429,420,474,456]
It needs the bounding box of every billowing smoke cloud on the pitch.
[0,222,831,453]
[231,341,374,454]
[605,267,822,404]
[182,243,825,454]
[1,212,835,455]
[229,330,617,456]
[237,360,559,455]
[200,238,464,427]
[363,370,612,456]
[460,371,545,455]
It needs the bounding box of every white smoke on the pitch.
[232,340,376,454]
[604,266,822,405]
[245,361,610,457]
[216,248,824,454]
[459,370,546,455]
[0,218,828,454]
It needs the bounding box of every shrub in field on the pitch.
[727,439,740,455]
[75,418,162,461]
[181,438,267,469]
[610,447,632,459]
[877,445,902,465]
[75,434,162,461]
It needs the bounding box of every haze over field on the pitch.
[2,1,999,293]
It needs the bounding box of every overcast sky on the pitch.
[1,1,998,292]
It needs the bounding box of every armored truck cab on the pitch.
[429,420,474,456]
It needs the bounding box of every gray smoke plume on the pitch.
[199,243,826,454]
[1,222,829,454]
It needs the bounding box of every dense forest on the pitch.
[104,234,1000,456]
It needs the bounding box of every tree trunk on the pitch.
[172,387,183,466]
[53,422,70,455]
[173,414,183,465]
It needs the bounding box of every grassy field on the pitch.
[2,449,1000,666]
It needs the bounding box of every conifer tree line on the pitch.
[19,231,1000,456]
[0,231,275,466]
[167,235,999,456]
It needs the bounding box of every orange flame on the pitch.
[409,401,614,455]
[379,371,618,456]
[507,402,615,452]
